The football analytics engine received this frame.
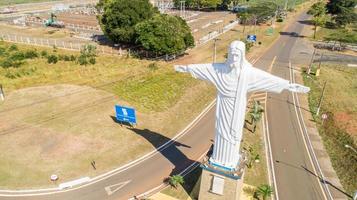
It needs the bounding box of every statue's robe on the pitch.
[185,62,290,169]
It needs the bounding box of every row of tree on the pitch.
[173,0,223,9]
[308,0,357,39]
[97,0,194,56]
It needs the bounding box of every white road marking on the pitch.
[104,180,131,196]
[289,61,332,200]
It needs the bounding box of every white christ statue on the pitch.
[175,40,310,171]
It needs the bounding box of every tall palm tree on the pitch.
[256,184,273,200]
[249,100,264,133]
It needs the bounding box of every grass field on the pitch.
[0,41,216,188]
[0,0,59,6]
[303,64,357,195]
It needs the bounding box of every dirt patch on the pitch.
[334,112,357,137]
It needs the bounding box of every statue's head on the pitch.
[226,40,247,69]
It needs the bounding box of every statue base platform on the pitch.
[198,156,246,200]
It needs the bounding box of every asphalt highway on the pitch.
[0,11,328,200]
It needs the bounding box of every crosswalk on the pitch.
[248,92,267,106]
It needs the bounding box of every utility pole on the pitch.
[213,38,220,63]
[316,81,326,116]
[344,144,357,154]
[0,84,4,101]
[307,48,316,74]
[316,53,324,76]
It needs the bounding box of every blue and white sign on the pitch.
[115,105,137,124]
[247,34,257,42]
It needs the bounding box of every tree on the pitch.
[307,2,328,39]
[237,11,252,34]
[249,100,264,133]
[247,2,278,24]
[256,184,273,200]
[333,6,357,27]
[98,0,158,44]
[135,14,194,55]
[168,175,184,188]
[326,0,357,15]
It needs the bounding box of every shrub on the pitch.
[1,58,23,68]
[70,55,76,61]
[63,55,70,61]
[24,50,39,59]
[77,55,88,65]
[89,57,96,65]
[148,62,158,71]
[244,40,254,52]
[58,54,65,61]
[276,18,284,22]
[47,55,58,64]
[5,71,17,79]
[0,47,6,56]
[41,50,48,58]
[1,59,13,68]
[8,44,18,51]
[10,52,25,61]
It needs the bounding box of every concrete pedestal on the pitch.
[198,159,245,200]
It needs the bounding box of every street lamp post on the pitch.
[316,81,326,116]
[213,38,221,63]
[344,144,357,154]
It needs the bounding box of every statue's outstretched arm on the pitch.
[287,83,310,93]
[248,67,310,94]
[174,63,218,84]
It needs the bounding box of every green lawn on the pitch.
[303,64,357,195]
[0,0,59,6]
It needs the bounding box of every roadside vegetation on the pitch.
[303,64,357,195]
[304,0,357,195]
[307,0,357,47]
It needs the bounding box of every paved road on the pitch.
[0,12,328,200]
[255,12,327,200]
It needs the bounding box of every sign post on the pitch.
[246,35,257,43]
[115,105,137,125]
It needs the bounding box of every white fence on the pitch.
[198,20,239,45]
[0,33,126,56]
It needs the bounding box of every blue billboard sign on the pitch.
[115,105,137,124]
[247,34,257,42]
